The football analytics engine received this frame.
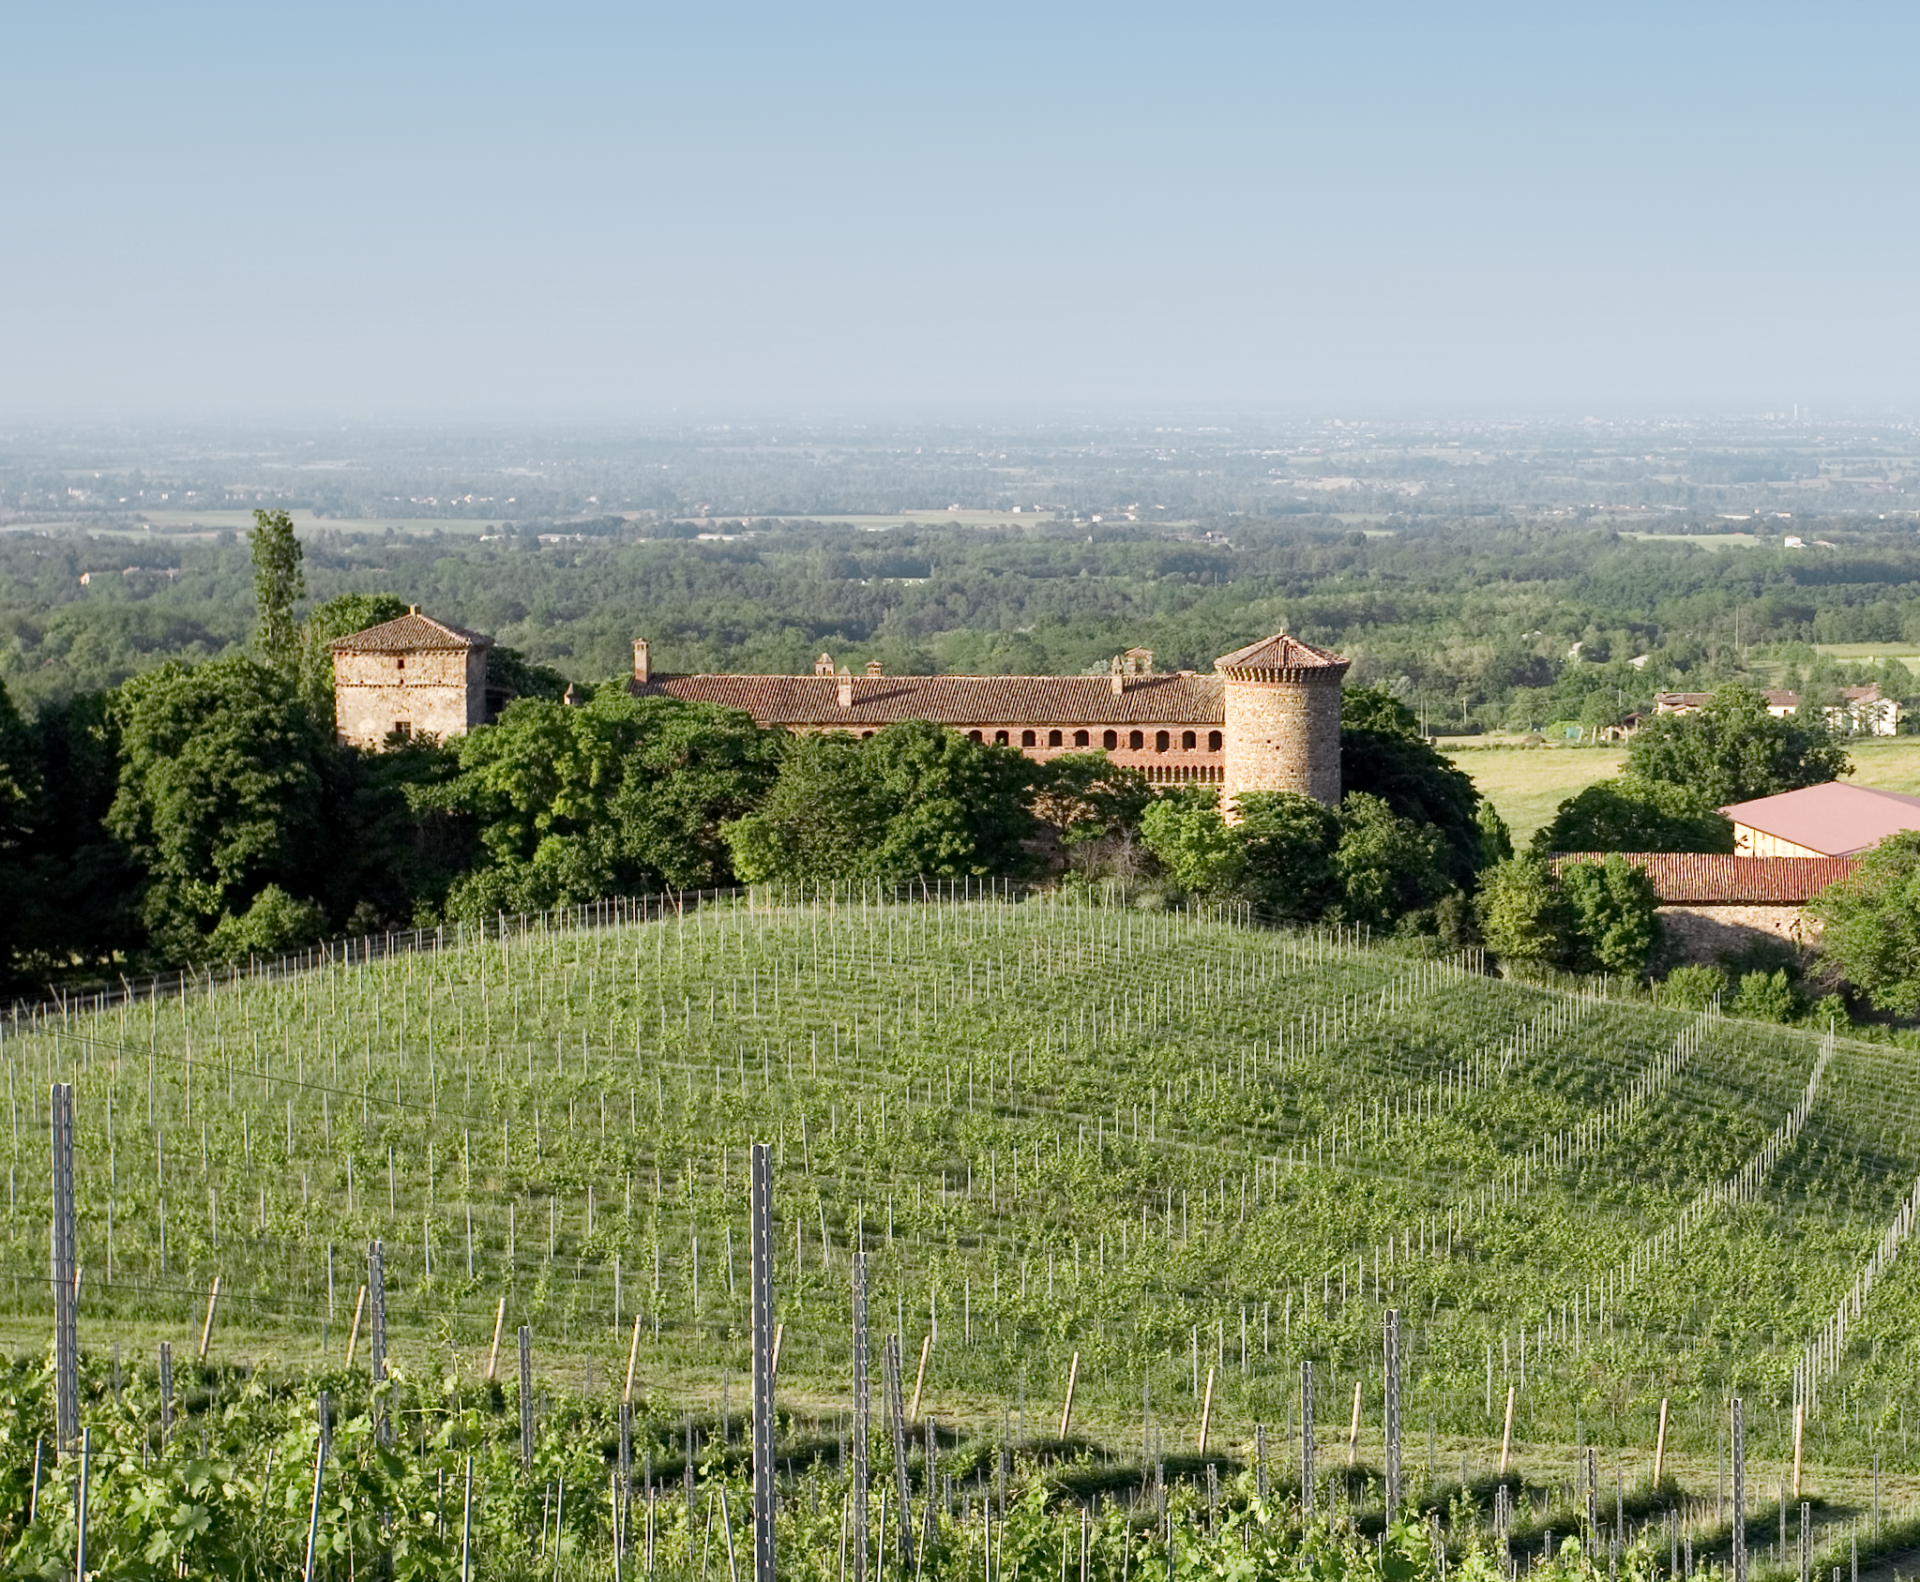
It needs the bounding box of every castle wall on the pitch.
[333,647,487,748]
[785,717,1227,785]
[1220,674,1343,809]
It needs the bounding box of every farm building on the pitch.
[1720,781,1920,858]
[1550,851,1858,958]
[628,628,1352,806]
[328,607,493,749]
[1654,684,1899,736]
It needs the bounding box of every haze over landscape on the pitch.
[13,6,1920,1580]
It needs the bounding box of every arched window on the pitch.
[862,730,875,739]
[968,730,983,743]
[994,730,1010,746]
[1155,730,1170,752]
[1181,730,1196,750]
[1047,729,1063,748]
[1075,729,1091,747]
[1021,729,1036,747]
[1102,730,1117,750]
[1128,730,1143,750]
[1207,730,1222,752]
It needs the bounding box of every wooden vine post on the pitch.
[1300,1361,1315,1515]
[750,1140,776,1582]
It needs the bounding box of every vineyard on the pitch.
[8,886,1920,1577]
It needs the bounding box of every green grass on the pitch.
[1445,737,1920,845]
[1441,745,1627,844]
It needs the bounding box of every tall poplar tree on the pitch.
[248,508,306,676]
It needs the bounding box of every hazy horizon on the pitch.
[6,2,1918,423]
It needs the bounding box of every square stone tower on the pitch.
[328,607,492,749]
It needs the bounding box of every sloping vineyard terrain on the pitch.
[7,889,1920,1576]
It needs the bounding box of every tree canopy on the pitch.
[1625,685,1851,806]
[1808,830,1920,1016]
[1533,777,1735,855]
[723,721,1037,886]
[248,509,306,677]
[435,690,782,916]
[105,657,325,963]
[1340,686,1484,887]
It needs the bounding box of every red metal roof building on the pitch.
[1720,782,1920,858]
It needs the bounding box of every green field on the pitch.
[1447,737,1920,845]
[13,890,1920,1573]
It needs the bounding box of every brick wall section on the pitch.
[333,646,488,748]
[1221,673,1344,808]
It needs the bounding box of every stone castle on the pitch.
[330,614,1350,807]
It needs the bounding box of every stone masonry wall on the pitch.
[1657,903,1821,963]
[1221,674,1342,810]
[333,647,487,748]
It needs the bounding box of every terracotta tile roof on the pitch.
[329,610,492,653]
[1213,633,1349,676]
[635,672,1228,727]
[1548,852,1857,904]
[1720,782,1920,857]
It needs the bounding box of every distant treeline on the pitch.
[7,516,1920,728]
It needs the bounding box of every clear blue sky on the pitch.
[3,2,1915,422]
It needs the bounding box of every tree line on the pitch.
[4,513,1914,1017]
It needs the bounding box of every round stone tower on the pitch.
[1214,631,1351,813]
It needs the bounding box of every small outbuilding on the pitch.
[328,607,493,749]
[1720,782,1920,859]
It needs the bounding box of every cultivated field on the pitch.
[11,890,1920,1574]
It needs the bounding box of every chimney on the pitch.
[814,652,835,676]
[837,666,853,708]
[1110,656,1125,695]
[408,604,420,615]
[865,659,883,676]
[631,637,651,684]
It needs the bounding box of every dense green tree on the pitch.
[725,721,1037,886]
[1340,686,1484,887]
[248,508,306,676]
[437,690,782,915]
[297,592,409,712]
[1233,790,1341,922]
[1808,830,1920,1015]
[1475,855,1569,970]
[1138,790,1245,896]
[1330,792,1449,931]
[1030,753,1151,846]
[1476,800,1513,867]
[1558,854,1661,976]
[105,657,325,964]
[203,884,329,963]
[1533,777,1735,854]
[1625,685,1850,806]
[16,691,138,981]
